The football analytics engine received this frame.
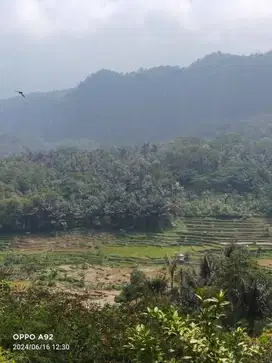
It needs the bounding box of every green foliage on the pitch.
[115,269,168,303]
[258,329,272,362]
[0,243,271,363]
[176,243,272,332]
[0,287,144,363]
[125,291,262,363]
[0,280,11,294]
[0,347,15,363]
[1,132,272,233]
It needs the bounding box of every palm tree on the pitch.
[199,254,216,286]
[236,276,271,334]
[164,255,177,290]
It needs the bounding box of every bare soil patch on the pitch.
[59,264,164,286]
[9,233,109,250]
[55,264,165,306]
[258,259,272,268]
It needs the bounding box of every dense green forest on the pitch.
[1,133,272,233]
[2,51,272,150]
[1,131,272,362]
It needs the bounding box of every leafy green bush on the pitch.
[125,291,263,363]
[0,347,15,363]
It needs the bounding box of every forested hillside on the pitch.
[0,132,99,157]
[1,133,272,233]
[1,51,272,150]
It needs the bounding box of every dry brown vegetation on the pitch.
[9,233,104,250]
[53,264,165,306]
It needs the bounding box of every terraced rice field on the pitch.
[0,217,271,305]
[110,217,272,246]
[0,217,271,267]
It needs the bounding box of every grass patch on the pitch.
[10,280,31,287]
[102,245,202,259]
[0,252,6,261]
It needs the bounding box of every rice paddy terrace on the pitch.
[0,217,271,305]
[0,217,272,267]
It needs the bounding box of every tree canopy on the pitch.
[0,133,272,233]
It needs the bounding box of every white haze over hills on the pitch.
[0,0,272,98]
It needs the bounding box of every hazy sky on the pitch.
[1,0,272,98]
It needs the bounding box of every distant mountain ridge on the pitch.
[1,50,272,150]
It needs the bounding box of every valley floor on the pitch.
[1,217,272,305]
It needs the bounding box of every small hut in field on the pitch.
[174,253,185,264]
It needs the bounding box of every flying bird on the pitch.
[15,90,26,98]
